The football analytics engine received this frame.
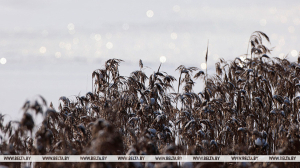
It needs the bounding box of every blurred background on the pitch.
[0,0,299,122]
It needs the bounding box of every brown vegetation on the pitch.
[1,32,300,168]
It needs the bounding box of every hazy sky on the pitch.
[0,0,299,121]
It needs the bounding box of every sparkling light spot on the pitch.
[160,56,166,63]
[39,46,46,54]
[146,10,154,18]
[65,43,72,50]
[173,5,180,12]
[67,23,75,30]
[288,26,295,33]
[260,19,267,26]
[73,38,79,44]
[171,32,178,40]
[0,58,7,64]
[291,50,298,57]
[55,52,61,58]
[106,42,113,49]
[94,34,101,41]
[201,63,207,70]
[122,23,129,30]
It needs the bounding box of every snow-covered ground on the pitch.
[0,0,300,122]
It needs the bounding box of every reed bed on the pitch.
[1,32,300,168]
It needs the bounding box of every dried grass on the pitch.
[1,32,300,168]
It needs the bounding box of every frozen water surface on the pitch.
[0,0,300,122]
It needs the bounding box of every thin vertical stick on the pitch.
[205,40,209,102]
[205,40,209,86]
